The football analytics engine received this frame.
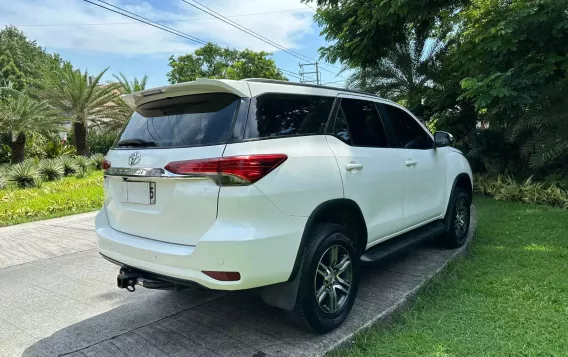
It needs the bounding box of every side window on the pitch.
[339,98,388,147]
[332,107,352,144]
[385,105,433,149]
[244,94,334,139]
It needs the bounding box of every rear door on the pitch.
[325,96,406,245]
[104,93,246,246]
[380,103,446,227]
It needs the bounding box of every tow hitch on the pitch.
[117,267,176,292]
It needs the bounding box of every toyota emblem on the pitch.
[128,152,141,166]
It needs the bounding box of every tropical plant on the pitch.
[90,153,105,170]
[0,87,63,163]
[57,156,78,176]
[6,161,40,188]
[45,140,76,159]
[0,171,5,189]
[38,159,65,181]
[38,63,124,156]
[344,28,442,114]
[112,73,148,94]
[74,156,91,172]
[88,130,117,155]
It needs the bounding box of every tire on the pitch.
[442,187,471,249]
[288,223,360,333]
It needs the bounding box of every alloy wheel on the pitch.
[314,245,352,314]
[454,196,469,238]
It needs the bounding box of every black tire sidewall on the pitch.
[444,188,471,247]
[298,224,360,333]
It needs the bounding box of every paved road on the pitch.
[0,211,475,357]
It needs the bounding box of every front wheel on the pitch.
[442,187,471,248]
[289,223,360,333]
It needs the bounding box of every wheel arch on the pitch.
[289,198,367,281]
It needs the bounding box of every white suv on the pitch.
[96,78,472,333]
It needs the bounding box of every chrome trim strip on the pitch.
[104,167,208,179]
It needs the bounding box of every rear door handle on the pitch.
[405,160,417,167]
[345,162,364,171]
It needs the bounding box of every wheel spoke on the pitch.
[317,262,329,277]
[335,276,350,293]
[328,286,338,312]
[336,256,351,275]
[316,285,328,304]
[329,246,339,267]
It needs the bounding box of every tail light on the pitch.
[165,154,287,186]
[102,158,111,170]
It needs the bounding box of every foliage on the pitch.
[88,130,117,155]
[0,88,63,163]
[0,170,103,226]
[0,171,5,189]
[332,196,568,357]
[57,156,78,176]
[90,153,105,170]
[0,26,60,91]
[38,159,64,181]
[6,161,40,188]
[44,140,76,159]
[74,155,91,172]
[112,72,148,94]
[167,43,287,83]
[345,27,442,116]
[37,63,124,155]
[475,175,568,209]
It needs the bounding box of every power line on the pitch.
[179,0,347,79]
[81,0,304,83]
[82,0,207,45]
[12,8,312,27]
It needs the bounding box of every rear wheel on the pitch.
[442,187,471,248]
[289,223,360,333]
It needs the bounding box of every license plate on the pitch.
[121,181,156,205]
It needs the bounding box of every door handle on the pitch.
[405,159,417,167]
[345,162,364,171]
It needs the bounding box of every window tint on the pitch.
[339,98,388,147]
[115,93,239,148]
[332,108,352,144]
[385,105,433,150]
[244,94,334,139]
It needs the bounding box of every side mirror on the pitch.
[434,131,454,148]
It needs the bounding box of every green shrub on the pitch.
[74,156,91,172]
[0,173,5,190]
[75,167,88,178]
[88,130,118,155]
[90,153,105,170]
[475,175,568,209]
[45,140,76,159]
[57,156,78,176]
[6,161,41,188]
[38,159,65,181]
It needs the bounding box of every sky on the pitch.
[0,0,349,89]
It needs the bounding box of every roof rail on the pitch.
[243,78,396,104]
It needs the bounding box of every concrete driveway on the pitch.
[0,211,475,357]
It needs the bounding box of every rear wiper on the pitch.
[116,138,157,147]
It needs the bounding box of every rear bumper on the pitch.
[96,205,307,290]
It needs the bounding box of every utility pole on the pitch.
[299,62,321,85]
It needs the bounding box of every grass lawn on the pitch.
[332,196,568,357]
[0,170,103,227]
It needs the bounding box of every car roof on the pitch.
[122,78,395,109]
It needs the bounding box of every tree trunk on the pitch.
[73,121,88,156]
[10,132,26,164]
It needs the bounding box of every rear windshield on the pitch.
[244,94,335,139]
[114,93,239,149]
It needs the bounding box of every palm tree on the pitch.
[112,72,148,94]
[38,63,123,156]
[344,28,442,113]
[0,88,62,163]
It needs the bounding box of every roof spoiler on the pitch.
[122,78,252,109]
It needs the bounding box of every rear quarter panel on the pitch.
[222,136,344,217]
